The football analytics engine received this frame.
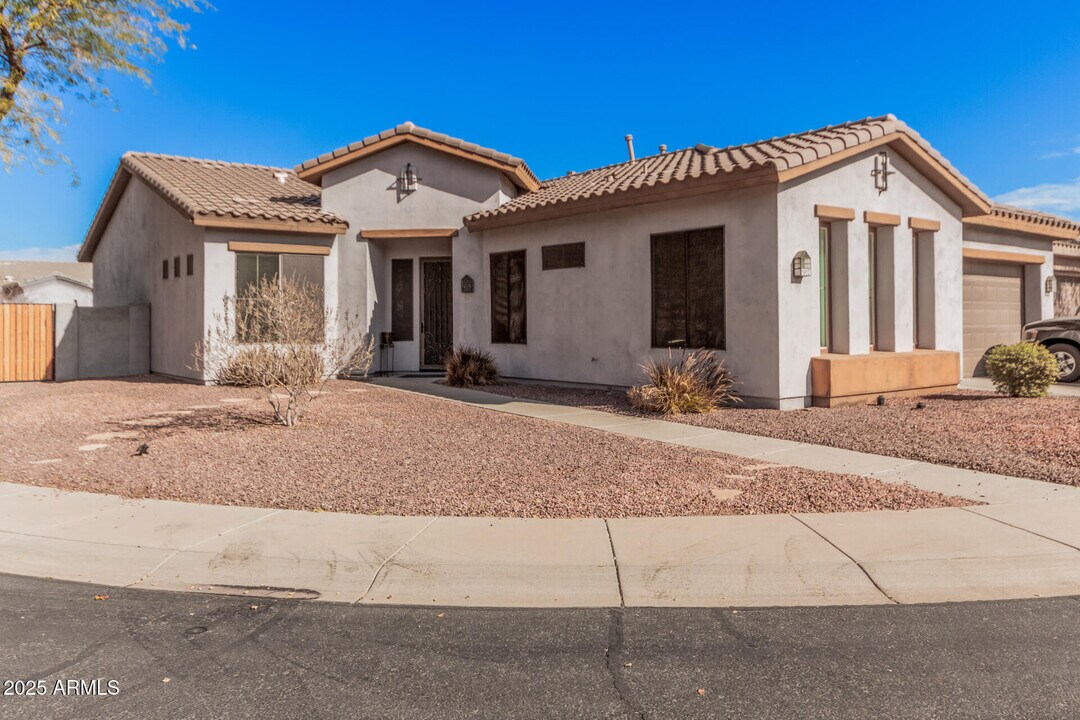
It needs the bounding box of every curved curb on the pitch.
[2,480,1080,608]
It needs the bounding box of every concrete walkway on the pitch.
[3,376,1080,608]
[960,376,1080,397]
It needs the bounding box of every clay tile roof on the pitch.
[121,153,347,229]
[295,121,540,189]
[990,203,1080,235]
[79,153,348,262]
[465,115,991,230]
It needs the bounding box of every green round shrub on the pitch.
[984,342,1059,398]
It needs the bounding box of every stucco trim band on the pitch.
[962,247,1046,265]
[864,211,901,226]
[814,205,856,222]
[193,215,346,235]
[226,241,331,256]
[908,217,941,232]
[359,228,460,240]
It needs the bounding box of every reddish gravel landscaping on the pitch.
[0,377,969,518]
[478,382,1080,486]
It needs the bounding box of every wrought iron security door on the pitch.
[421,258,453,368]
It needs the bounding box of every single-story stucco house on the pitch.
[76,114,1080,408]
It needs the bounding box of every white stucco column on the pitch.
[873,225,915,352]
[1026,262,1054,323]
[829,220,871,355]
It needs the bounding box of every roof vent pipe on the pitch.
[659,144,667,154]
[625,134,635,161]
[273,171,289,185]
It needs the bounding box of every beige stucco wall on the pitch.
[318,142,516,372]
[462,186,782,404]
[777,149,964,405]
[962,225,1055,323]
[91,177,207,380]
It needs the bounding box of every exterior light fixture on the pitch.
[398,163,421,194]
[792,250,812,279]
[1046,275,1056,295]
[871,150,894,194]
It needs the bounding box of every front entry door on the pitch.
[421,258,453,368]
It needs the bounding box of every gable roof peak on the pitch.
[295,121,540,190]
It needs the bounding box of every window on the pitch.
[391,258,413,341]
[868,227,878,348]
[819,224,831,349]
[162,259,169,280]
[542,242,585,270]
[234,252,325,343]
[651,227,725,349]
[490,250,526,344]
[174,256,181,278]
[186,254,194,276]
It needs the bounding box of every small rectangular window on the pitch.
[174,256,181,278]
[541,242,585,270]
[491,249,526,344]
[391,258,414,341]
[186,254,194,276]
[162,259,169,280]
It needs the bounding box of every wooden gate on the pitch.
[1,304,55,381]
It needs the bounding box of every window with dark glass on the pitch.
[234,252,325,343]
[541,242,585,270]
[162,259,169,280]
[490,250,526,344]
[651,227,725,349]
[174,256,181,278]
[391,258,413,341]
[186,254,194,276]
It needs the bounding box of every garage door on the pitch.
[963,260,1023,377]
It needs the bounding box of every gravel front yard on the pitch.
[0,377,969,518]
[477,383,1080,486]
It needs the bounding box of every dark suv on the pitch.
[1023,314,1080,383]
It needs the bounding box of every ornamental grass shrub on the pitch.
[628,349,740,415]
[444,345,499,388]
[984,341,1059,398]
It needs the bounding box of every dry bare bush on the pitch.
[628,349,740,414]
[195,277,374,426]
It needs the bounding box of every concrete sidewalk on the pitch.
[3,479,1080,608]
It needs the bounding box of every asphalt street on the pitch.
[1,573,1078,719]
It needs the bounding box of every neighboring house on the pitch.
[0,261,94,306]
[1054,238,1080,317]
[76,115,1078,407]
[960,205,1079,377]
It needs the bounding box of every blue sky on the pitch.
[3,1,1080,260]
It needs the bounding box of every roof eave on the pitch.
[964,214,1080,242]
[464,166,779,232]
[193,214,348,235]
[78,164,134,262]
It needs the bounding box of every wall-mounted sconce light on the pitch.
[397,163,421,194]
[792,250,812,279]
[1046,275,1057,295]
[871,150,894,194]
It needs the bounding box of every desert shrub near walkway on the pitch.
[445,345,499,387]
[628,349,739,414]
[985,341,1059,398]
